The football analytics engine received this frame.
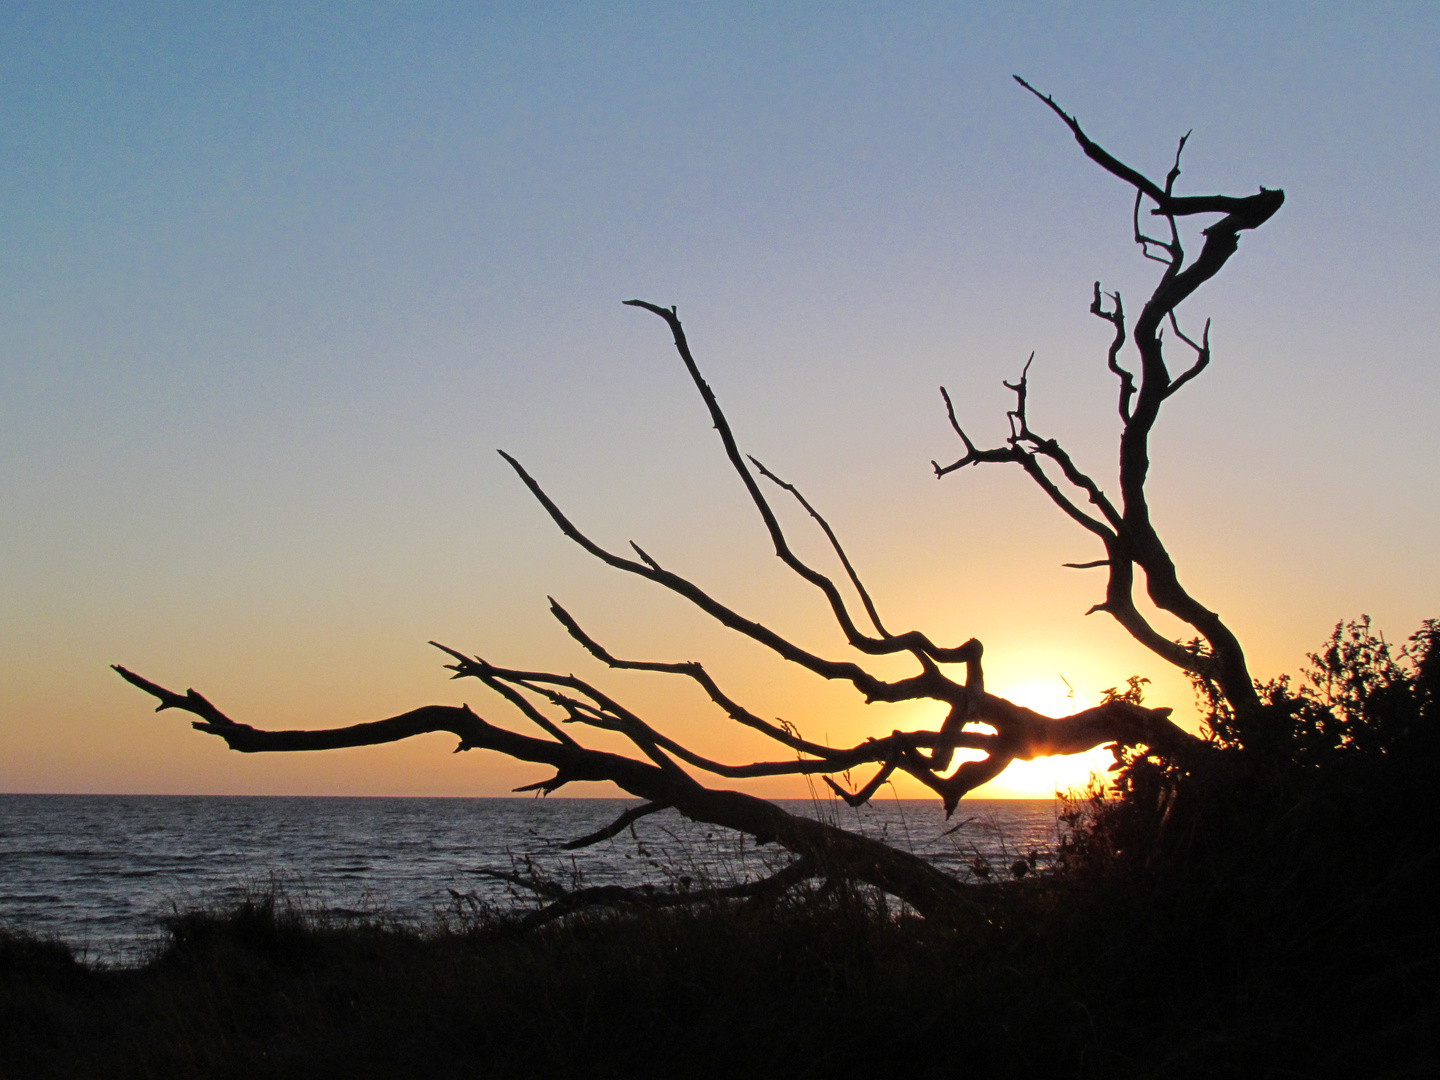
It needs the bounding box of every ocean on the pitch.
[0,794,1063,964]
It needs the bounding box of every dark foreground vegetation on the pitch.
[7,620,1439,1080]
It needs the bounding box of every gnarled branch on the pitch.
[938,78,1284,718]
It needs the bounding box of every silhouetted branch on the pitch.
[749,456,890,638]
[1014,75,1168,206]
[114,667,985,917]
[621,299,904,658]
[1090,282,1135,421]
[113,666,239,730]
[1014,76,1283,229]
[932,386,1025,478]
[825,758,898,808]
[490,856,824,931]
[936,356,1121,544]
[1164,310,1211,398]
[499,449,976,704]
[547,599,841,760]
[562,801,672,850]
[938,78,1284,717]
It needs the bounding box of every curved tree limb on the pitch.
[561,800,671,850]
[748,455,891,639]
[112,665,974,919]
[491,855,824,931]
[115,656,1203,909]
[938,78,1284,718]
[499,448,979,706]
[618,300,981,671]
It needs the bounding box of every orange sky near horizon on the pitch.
[3,5,1438,805]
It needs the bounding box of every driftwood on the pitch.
[117,78,1279,919]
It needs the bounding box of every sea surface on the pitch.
[0,794,1062,964]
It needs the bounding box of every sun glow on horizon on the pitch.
[969,676,1116,799]
[2,6,1435,802]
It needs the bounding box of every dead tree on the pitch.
[933,78,1282,723]
[116,78,1280,919]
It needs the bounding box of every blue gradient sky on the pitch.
[3,2,1437,797]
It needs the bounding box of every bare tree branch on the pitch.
[618,301,983,669]
[1014,75,1169,206]
[622,299,899,657]
[546,599,842,760]
[561,800,672,850]
[748,455,891,639]
[1090,282,1135,421]
[499,449,976,705]
[1014,76,1283,229]
[1164,310,1211,399]
[937,78,1284,717]
[825,758,898,808]
[499,450,912,698]
[936,356,1123,546]
[114,667,982,918]
[492,855,824,931]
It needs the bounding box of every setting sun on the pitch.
[967,677,1116,799]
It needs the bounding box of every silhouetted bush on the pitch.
[1053,617,1440,1078]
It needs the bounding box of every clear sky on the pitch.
[3,2,1437,799]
